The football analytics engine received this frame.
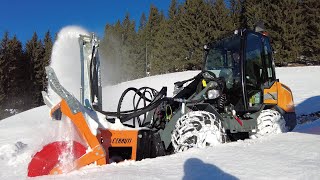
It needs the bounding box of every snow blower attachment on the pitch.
[28,34,166,177]
[27,34,107,176]
[28,27,297,177]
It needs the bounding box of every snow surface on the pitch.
[0,26,319,179]
[0,66,319,180]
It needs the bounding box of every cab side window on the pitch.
[245,33,264,88]
[263,37,276,82]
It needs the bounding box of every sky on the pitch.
[0,0,172,44]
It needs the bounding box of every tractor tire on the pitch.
[250,109,287,139]
[171,111,226,153]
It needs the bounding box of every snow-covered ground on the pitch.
[0,66,319,180]
[0,27,319,179]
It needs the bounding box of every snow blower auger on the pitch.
[28,25,297,177]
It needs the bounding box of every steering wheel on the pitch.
[245,76,257,89]
[202,70,217,80]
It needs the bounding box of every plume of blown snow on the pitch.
[48,26,89,103]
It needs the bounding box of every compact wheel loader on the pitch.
[27,28,296,177]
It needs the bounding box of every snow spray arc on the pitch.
[49,26,89,104]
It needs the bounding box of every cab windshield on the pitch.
[204,35,241,89]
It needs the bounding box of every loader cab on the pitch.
[204,29,277,112]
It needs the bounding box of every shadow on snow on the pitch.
[295,96,320,116]
[293,96,320,135]
[183,158,238,180]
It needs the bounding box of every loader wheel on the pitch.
[250,109,287,139]
[171,111,226,153]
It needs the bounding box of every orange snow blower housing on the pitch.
[27,98,141,176]
[28,65,164,177]
[30,99,106,176]
[27,73,161,177]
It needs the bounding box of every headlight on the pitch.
[207,89,221,99]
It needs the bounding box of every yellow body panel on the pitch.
[263,82,278,105]
[263,82,295,113]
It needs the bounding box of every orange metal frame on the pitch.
[48,100,140,174]
[48,100,106,175]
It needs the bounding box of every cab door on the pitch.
[261,35,278,105]
[244,32,268,110]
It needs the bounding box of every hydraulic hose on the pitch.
[98,86,205,127]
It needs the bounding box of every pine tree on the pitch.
[139,13,147,30]
[174,0,220,70]
[0,32,10,119]
[25,32,45,107]
[6,35,24,111]
[0,33,25,119]
[241,0,264,29]
[137,13,148,77]
[153,19,173,74]
[20,46,32,112]
[267,0,303,63]
[121,13,140,80]
[240,0,304,64]
[302,0,320,63]
[152,0,182,74]
[229,0,242,29]
[146,5,162,74]
[208,0,233,40]
[169,0,178,20]
[43,31,53,91]
[167,0,184,71]
[0,32,9,96]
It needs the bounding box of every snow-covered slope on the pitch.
[103,66,320,115]
[0,66,320,180]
